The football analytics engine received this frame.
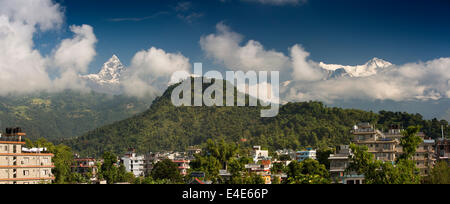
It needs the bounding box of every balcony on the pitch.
[0,137,25,143]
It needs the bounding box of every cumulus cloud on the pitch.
[122,47,192,98]
[201,22,450,103]
[290,44,324,81]
[200,22,290,72]
[51,24,98,91]
[0,0,99,95]
[284,58,450,102]
[0,0,63,31]
[53,25,97,74]
[0,0,63,95]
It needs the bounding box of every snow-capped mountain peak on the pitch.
[319,57,393,78]
[81,55,125,84]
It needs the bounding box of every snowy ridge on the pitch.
[320,57,393,78]
[81,55,125,85]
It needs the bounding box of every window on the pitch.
[23,170,29,176]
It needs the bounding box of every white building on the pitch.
[296,149,317,162]
[121,151,145,177]
[251,146,270,163]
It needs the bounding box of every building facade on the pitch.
[352,123,436,175]
[0,128,54,184]
[120,150,145,177]
[296,149,317,162]
[329,145,364,184]
[72,158,98,182]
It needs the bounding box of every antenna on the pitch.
[442,125,445,140]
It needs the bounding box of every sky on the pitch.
[40,0,450,73]
[0,0,449,106]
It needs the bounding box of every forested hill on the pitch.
[63,82,450,157]
[0,90,151,140]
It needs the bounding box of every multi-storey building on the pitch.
[0,128,54,184]
[329,145,364,184]
[436,138,450,163]
[245,159,272,184]
[352,123,398,163]
[383,125,436,174]
[72,158,98,181]
[173,159,190,176]
[251,146,270,163]
[296,148,317,162]
[352,123,436,174]
[120,150,145,177]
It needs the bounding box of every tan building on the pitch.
[352,123,436,175]
[352,123,399,162]
[384,126,436,175]
[0,128,54,184]
[329,145,365,184]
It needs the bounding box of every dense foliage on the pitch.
[63,83,450,157]
[0,90,151,140]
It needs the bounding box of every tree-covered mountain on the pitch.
[63,81,450,157]
[0,90,151,140]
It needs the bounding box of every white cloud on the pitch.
[0,0,63,95]
[290,44,324,81]
[201,23,450,103]
[0,0,63,31]
[51,25,98,91]
[0,0,99,95]
[200,22,290,72]
[53,25,97,74]
[122,47,192,98]
[284,58,450,102]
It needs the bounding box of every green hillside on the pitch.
[0,90,151,140]
[64,82,450,157]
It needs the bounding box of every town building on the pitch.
[328,145,364,184]
[144,151,193,176]
[296,148,317,162]
[244,159,272,184]
[436,138,450,163]
[120,150,145,177]
[72,158,98,181]
[251,146,270,163]
[352,123,436,175]
[275,149,296,161]
[0,128,54,184]
[352,123,398,163]
[173,159,190,176]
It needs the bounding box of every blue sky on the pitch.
[36,0,450,73]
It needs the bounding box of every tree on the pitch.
[190,139,240,183]
[244,173,265,184]
[99,151,119,184]
[117,164,136,183]
[151,159,182,183]
[285,159,330,184]
[423,161,450,184]
[317,148,334,170]
[399,126,423,160]
[271,162,286,174]
[51,144,75,184]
